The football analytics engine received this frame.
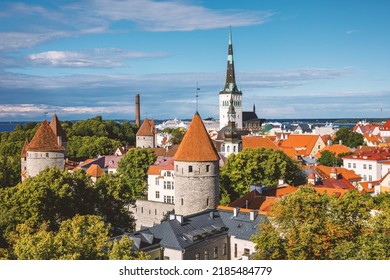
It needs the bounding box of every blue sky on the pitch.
[0,0,389,121]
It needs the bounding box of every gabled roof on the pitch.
[315,144,351,158]
[363,133,382,144]
[148,157,175,175]
[307,165,362,181]
[50,114,68,142]
[242,135,280,150]
[27,120,65,152]
[242,111,259,122]
[279,134,323,157]
[174,112,220,162]
[136,118,156,136]
[86,164,104,178]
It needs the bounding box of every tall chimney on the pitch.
[135,94,140,128]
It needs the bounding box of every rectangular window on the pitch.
[244,248,250,256]
[189,166,193,173]
[348,163,351,168]
[164,196,174,204]
[155,177,159,185]
[369,175,372,182]
[176,165,178,172]
[234,244,237,258]
[206,165,210,172]
[353,163,356,168]
[223,243,227,256]
[214,247,218,259]
[369,165,372,170]
[204,250,209,260]
[363,164,367,169]
[363,175,367,181]
[155,191,160,199]
[195,253,200,260]
[172,181,174,189]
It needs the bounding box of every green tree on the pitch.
[117,148,156,199]
[318,150,342,166]
[334,126,364,148]
[108,235,150,260]
[94,174,134,232]
[162,128,185,145]
[220,148,305,203]
[252,187,389,260]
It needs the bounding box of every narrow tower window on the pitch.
[188,165,193,173]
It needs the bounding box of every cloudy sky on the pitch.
[1,0,389,121]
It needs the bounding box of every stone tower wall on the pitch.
[136,135,155,148]
[174,160,219,216]
[26,151,65,177]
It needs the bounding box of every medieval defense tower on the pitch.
[219,28,243,130]
[21,118,65,180]
[174,112,220,216]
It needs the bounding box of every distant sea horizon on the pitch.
[0,118,388,133]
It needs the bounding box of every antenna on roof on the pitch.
[195,82,200,113]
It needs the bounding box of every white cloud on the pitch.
[27,48,168,68]
[87,0,272,31]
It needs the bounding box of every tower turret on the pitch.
[174,112,220,216]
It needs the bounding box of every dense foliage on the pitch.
[252,187,390,260]
[317,150,353,167]
[0,116,137,187]
[0,168,138,259]
[333,126,364,148]
[219,148,306,204]
[117,147,157,199]
[161,127,185,145]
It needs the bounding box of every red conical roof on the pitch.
[50,114,68,142]
[27,120,65,152]
[136,118,155,136]
[174,112,219,162]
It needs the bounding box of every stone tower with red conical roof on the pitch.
[136,118,156,148]
[22,119,65,180]
[174,112,220,216]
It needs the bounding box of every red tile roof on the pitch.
[27,120,65,152]
[343,147,390,161]
[147,157,175,175]
[174,112,220,162]
[309,165,362,181]
[136,118,156,136]
[86,164,104,178]
[242,135,280,150]
[20,139,29,158]
[315,144,351,158]
[279,134,323,157]
[50,114,68,142]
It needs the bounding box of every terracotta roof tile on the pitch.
[136,118,156,136]
[315,144,351,158]
[279,134,322,157]
[86,164,104,178]
[50,114,68,142]
[27,120,65,152]
[174,112,220,162]
[242,135,280,150]
[20,139,29,157]
[311,165,362,181]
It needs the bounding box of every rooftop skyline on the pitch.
[1,0,389,121]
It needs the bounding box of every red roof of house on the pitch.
[279,134,323,157]
[86,164,104,178]
[309,165,362,181]
[174,112,219,162]
[27,120,65,152]
[343,147,390,161]
[136,118,156,136]
[147,157,175,175]
[363,133,382,145]
[242,135,280,150]
[315,144,351,158]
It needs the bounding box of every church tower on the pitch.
[174,112,220,216]
[219,28,243,130]
[223,96,241,157]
